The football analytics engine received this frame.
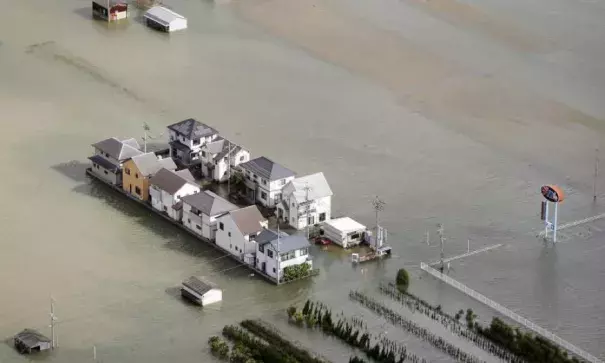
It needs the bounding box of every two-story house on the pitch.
[168,118,219,167]
[215,205,268,264]
[149,168,200,220]
[181,190,238,241]
[89,137,142,186]
[200,137,250,182]
[255,231,312,280]
[122,152,177,201]
[276,172,333,230]
[238,156,296,208]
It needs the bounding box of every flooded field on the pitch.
[0,0,604,361]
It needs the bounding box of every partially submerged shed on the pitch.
[144,6,187,32]
[13,329,52,354]
[181,276,222,306]
[92,0,129,22]
[322,217,366,248]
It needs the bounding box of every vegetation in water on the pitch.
[208,336,230,359]
[395,268,410,293]
[282,263,313,282]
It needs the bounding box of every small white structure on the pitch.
[149,168,200,220]
[277,172,333,230]
[144,6,187,33]
[322,217,366,248]
[238,156,296,208]
[255,230,312,280]
[200,138,250,182]
[215,206,268,263]
[92,0,129,22]
[181,276,222,306]
[181,191,238,240]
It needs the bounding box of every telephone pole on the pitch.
[594,147,599,202]
[276,224,281,285]
[372,196,385,227]
[437,224,445,273]
[50,297,58,349]
[141,122,162,153]
[303,184,312,239]
[227,140,232,195]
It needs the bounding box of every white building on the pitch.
[255,230,312,281]
[89,137,142,186]
[215,206,268,264]
[144,6,187,32]
[168,118,219,167]
[200,137,250,182]
[238,156,296,208]
[181,190,238,241]
[277,172,333,230]
[149,168,200,220]
[181,276,222,306]
[322,217,366,248]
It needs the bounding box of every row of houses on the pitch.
[88,132,312,281]
[166,118,334,231]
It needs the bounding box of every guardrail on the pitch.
[420,262,603,363]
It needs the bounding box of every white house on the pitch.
[89,137,142,186]
[200,137,250,182]
[277,172,333,230]
[181,190,238,241]
[149,168,200,220]
[238,156,296,208]
[322,217,366,248]
[168,118,219,167]
[181,276,222,306]
[255,230,312,280]
[144,6,187,32]
[215,205,268,264]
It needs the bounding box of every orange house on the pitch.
[123,153,177,201]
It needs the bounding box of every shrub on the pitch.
[287,305,297,319]
[396,268,410,292]
[283,263,312,282]
[209,336,230,359]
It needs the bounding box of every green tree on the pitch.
[302,300,311,316]
[287,305,297,319]
[396,268,410,292]
[208,336,230,359]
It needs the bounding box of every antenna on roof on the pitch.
[141,122,163,153]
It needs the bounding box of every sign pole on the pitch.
[544,201,550,240]
[553,202,558,243]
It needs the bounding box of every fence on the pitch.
[420,262,603,363]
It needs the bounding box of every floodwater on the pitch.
[1,0,605,361]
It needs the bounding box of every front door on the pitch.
[129,185,132,193]
[261,262,266,273]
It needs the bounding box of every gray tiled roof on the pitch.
[130,153,163,177]
[181,191,237,217]
[269,235,310,253]
[227,206,266,236]
[175,169,195,182]
[158,157,177,171]
[150,168,194,195]
[182,276,214,295]
[92,137,142,161]
[14,329,51,348]
[88,155,119,172]
[167,119,218,139]
[203,138,244,162]
[283,172,333,203]
[239,156,295,181]
[255,228,289,245]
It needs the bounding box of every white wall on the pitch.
[153,183,200,221]
[150,185,163,212]
[201,289,222,306]
[182,204,204,236]
[215,214,245,258]
[255,245,311,280]
[90,162,120,185]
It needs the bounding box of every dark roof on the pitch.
[181,191,237,216]
[256,228,288,245]
[92,137,142,161]
[88,155,119,172]
[14,329,51,348]
[239,156,295,181]
[172,201,183,210]
[182,276,215,295]
[226,206,266,235]
[150,168,195,194]
[167,119,218,140]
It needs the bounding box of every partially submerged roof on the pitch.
[182,276,216,295]
[239,156,295,181]
[150,168,196,194]
[14,329,51,348]
[92,137,142,161]
[129,152,175,177]
[283,172,333,203]
[167,118,217,140]
[325,217,366,233]
[144,6,186,26]
[181,191,237,216]
[224,206,267,236]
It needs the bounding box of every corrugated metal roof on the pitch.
[182,276,214,295]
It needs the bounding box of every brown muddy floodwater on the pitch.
[1,0,605,361]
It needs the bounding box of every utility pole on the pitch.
[594,147,599,202]
[372,196,386,249]
[142,122,162,153]
[437,224,445,273]
[425,231,430,246]
[276,224,281,285]
[227,140,232,195]
[50,297,58,349]
[93,346,97,362]
[303,184,312,239]
[467,238,470,253]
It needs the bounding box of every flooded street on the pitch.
[1,0,604,361]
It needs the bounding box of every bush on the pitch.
[287,306,297,319]
[396,268,410,292]
[209,336,230,359]
[283,263,312,282]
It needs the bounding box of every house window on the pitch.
[308,216,314,225]
[135,173,139,179]
[164,206,168,211]
[319,213,326,222]
[292,202,295,207]
[187,219,191,223]
[228,232,231,237]
[267,250,274,258]
[230,244,232,249]
[280,179,286,185]
[273,268,276,273]
[193,139,200,146]
[125,168,131,175]
[201,151,206,157]
[262,179,267,185]
[240,155,245,162]
[247,171,251,176]
[299,248,309,256]
[253,174,258,180]
[259,244,264,253]
[260,191,267,200]
[350,233,360,240]
[105,153,110,158]
[275,193,281,201]
[104,170,108,175]
[219,222,224,231]
[281,251,296,261]
[135,186,141,195]
[196,225,201,230]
